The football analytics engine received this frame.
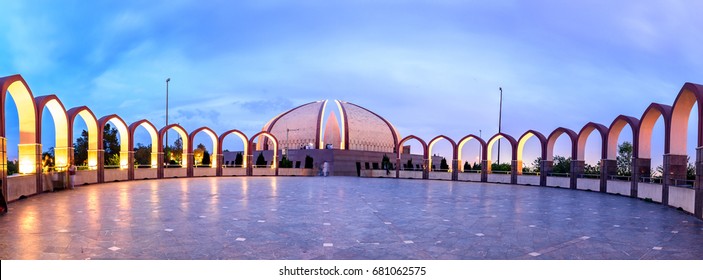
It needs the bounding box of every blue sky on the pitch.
[2,0,702,168]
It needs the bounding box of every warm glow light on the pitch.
[19,160,33,174]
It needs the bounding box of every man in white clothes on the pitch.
[322,161,329,177]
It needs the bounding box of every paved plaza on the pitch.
[0,176,702,260]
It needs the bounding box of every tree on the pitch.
[202,150,211,166]
[103,123,120,165]
[7,159,18,175]
[472,162,481,171]
[552,155,571,174]
[256,153,266,167]
[304,155,314,169]
[169,137,183,165]
[463,161,470,171]
[440,157,449,170]
[74,129,89,166]
[382,154,392,170]
[234,152,243,167]
[532,157,542,173]
[405,159,413,170]
[134,143,151,166]
[194,143,207,166]
[616,141,633,176]
[280,155,293,168]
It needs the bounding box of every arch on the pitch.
[396,135,427,160]
[35,95,69,169]
[98,115,130,169]
[218,129,249,168]
[457,134,486,171]
[158,124,189,168]
[546,127,577,160]
[1,75,38,174]
[670,82,703,155]
[516,130,546,164]
[128,120,159,168]
[249,131,279,169]
[67,106,99,169]
[427,135,456,171]
[188,127,218,168]
[638,103,672,158]
[486,133,518,164]
[607,115,640,160]
[576,122,608,161]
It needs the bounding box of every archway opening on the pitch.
[162,126,188,168]
[457,136,482,173]
[517,132,542,176]
[102,119,128,169]
[192,129,217,168]
[4,81,38,175]
[132,122,158,168]
[487,135,513,174]
[607,119,635,181]
[221,130,248,168]
[397,137,425,172]
[251,132,278,169]
[39,99,69,172]
[428,137,454,172]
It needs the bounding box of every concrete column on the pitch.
[632,158,651,198]
[663,154,687,205]
[600,159,617,193]
[127,151,135,180]
[246,154,254,176]
[395,158,400,178]
[186,153,194,177]
[510,160,519,184]
[451,159,459,181]
[481,160,489,182]
[216,154,223,176]
[539,160,553,187]
[156,152,164,179]
[696,148,703,218]
[571,160,585,190]
[1,137,7,208]
[97,149,105,183]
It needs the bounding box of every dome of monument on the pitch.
[258,100,400,153]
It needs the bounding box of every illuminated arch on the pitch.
[128,120,159,168]
[546,127,577,161]
[249,131,279,169]
[486,133,517,166]
[669,83,703,155]
[35,95,69,169]
[98,115,130,169]
[1,75,39,175]
[158,124,189,168]
[67,106,99,169]
[607,115,640,160]
[396,135,427,160]
[516,130,546,165]
[427,135,457,171]
[457,134,486,171]
[576,122,608,161]
[218,129,249,168]
[188,127,218,168]
[638,103,672,159]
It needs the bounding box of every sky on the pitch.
[2,0,703,168]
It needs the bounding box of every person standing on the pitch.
[68,164,77,189]
[323,161,329,177]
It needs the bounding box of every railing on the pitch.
[608,175,631,181]
[639,177,663,184]
[672,179,694,189]
[578,173,601,179]
[490,170,511,175]
[520,172,540,176]
[547,172,569,177]
[462,170,481,173]
[135,165,155,169]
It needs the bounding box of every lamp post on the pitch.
[479,129,482,165]
[165,78,170,150]
[497,87,503,165]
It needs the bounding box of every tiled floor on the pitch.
[0,176,701,260]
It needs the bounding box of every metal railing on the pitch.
[578,173,601,179]
[608,175,631,181]
[672,179,695,189]
[547,172,570,177]
[490,170,511,175]
[639,177,663,184]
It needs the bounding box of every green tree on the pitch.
[472,162,481,171]
[491,162,511,172]
[73,129,89,166]
[134,143,151,166]
[405,159,413,170]
[194,143,207,166]
[532,157,542,173]
[440,157,449,170]
[7,159,18,175]
[463,161,470,171]
[280,155,293,168]
[552,155,571,174]
[256,153,266,167]
[202,150,211,166]
[234,152,243,167]
[616,141,633,176]
[103,123,120,165]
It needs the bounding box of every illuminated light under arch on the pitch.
[606,115,640,160]
[189,127,218,168]
[669,83,703,155]
[1,76,39,174]
[67,106,99,170]
[158,124,189,168]
[219,129,249,168]
[486,133,517,173]
[129,120,159,168]
[576,122,608,161]
[637,103,671,159]
[35,95,70,170]
[98,115,130,170]
[249,131,279,169]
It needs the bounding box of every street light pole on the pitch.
[497,87,503,165]
[165,78,170,150]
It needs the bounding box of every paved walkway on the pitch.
[0,177,701,260]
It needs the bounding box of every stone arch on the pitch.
[486,133,517,171]
[97,115,130,169]
[457,134,486,171]
[249,131,279,176]
[67,106,99,169]
[1,75,39,175]
[35,95,69,169]
[128,120,158,168]
[607,115,640,160]
[638,103,672,159]
[427,135,456,171]
[158,124,189,168]
[396,135,427,160]
[219,129,249,168]
[670,83,703,155]
[516,130,547,173]
[546,128,577,161]
[188,127,218,169]
[576,122,608,161]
